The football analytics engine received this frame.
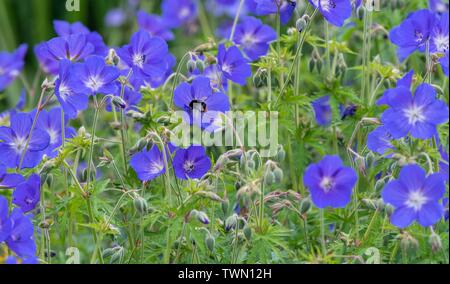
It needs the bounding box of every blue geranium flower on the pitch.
[309,0,352,27]
[312,95,332,126]
[389,9,437,61]
[12,174,40,213]
[380,83,449,139]
[161,0,198,28]
[137,11,174,41]
[254,0,296,25]
[429,0,449,14]
[173,146,212,180]
[117,30,171,90]
[174,76,230,130]
[303,155,357,209]
[71,55,120,96]
[34,34,95,74]
[106,83,142,113]
[0,112,50,169]
[367,126,394,156]
[130,145,166,182]
[0,44,28,92]
[55,60,90,119]
[0,164,24,189]
[233,16,277,61]
[36,108,76,158]
[431,12,449,54]
[377,70,414,105]
[0,195,12,242]
[382,165,446,228]
[5,208,37,258]
[441,51,449,76]
[439,146,449,182]
[5,255,38,264]
[217,44,252,85]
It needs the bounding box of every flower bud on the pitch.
[400,233,419,255]
[45,174,54,188]
[205,235,215,252]
[264,171,275,186]
[191,210,210,224]
[273,167,284,183]
[187,59,196,73]
[112,96,127,109]
[276,146,286,162]
[295,18,307,33]
[133,196,148,215]
[196,60,205,73]
[429,232,442,253]
[222,199,229,215]
[225,214,238,231]
[299,198,311,214]
[243,225,252,241]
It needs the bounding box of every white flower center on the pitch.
[405,190,428,211]
[47,128,59,144]
[320,176,334,192]
[179,7,190,19]
[320,0,336,12]
[404,105,425,125]
[85,76,104,92]
[132,53,146,68]
[148,161,164,174]
[433,34,449,53]
[241,33,257,48]
[58,84,70,101]
[11,136,27,154]
[221,63,232,74]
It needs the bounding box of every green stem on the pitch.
[229,0,245,42]
[86,97,100,191]
[320,209,327,257]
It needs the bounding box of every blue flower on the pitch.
[389,9,437,61]
[161,0,198,28]
[55,60,90,119]
[233,16,277,61]
[429,0,449,14]
[0,195,12,242]
[380,83,449,139]
[0,44,28,92]
[309,0,352,27]
[71,55,120,96]
[130,145,166,182]
[13,174,40,213]
[440,51,449,76]
[382,165,446,228]
[367,126,394,156]
[0,164,24,189]
[173,146,212,180]
[174,76,230,130]
[117,30,171,90]
[312,95,332,126]
[377,70,414,106]
[439,146,448,182]
[0,112,50,169]
[431,12,449,54]
[217,44,252,85]
[5,208,37,258]
[105,8,127,28]
[34,34,95,74]
[4,255,38,264]
[36,108,76,158]
[303,155,357,209]
[137,11,174,41]
[53,20,108,57]
[255,0,296,25]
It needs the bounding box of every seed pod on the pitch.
[133,196,148,215]
[205,235,215,252]
[243,225,252,241]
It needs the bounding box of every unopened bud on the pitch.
[273,168,284,183]
[112,96,127,109]
[205,235,215,252]
[295,18,307,33]
[133,196,148,215]
[429,232,442,253]
[299,198,311,214]
[225,214,238,231]
[187,59,196,73]
[243,225,252,241]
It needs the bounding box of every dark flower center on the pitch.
[189,100,207,112]
[183,161,195,173]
